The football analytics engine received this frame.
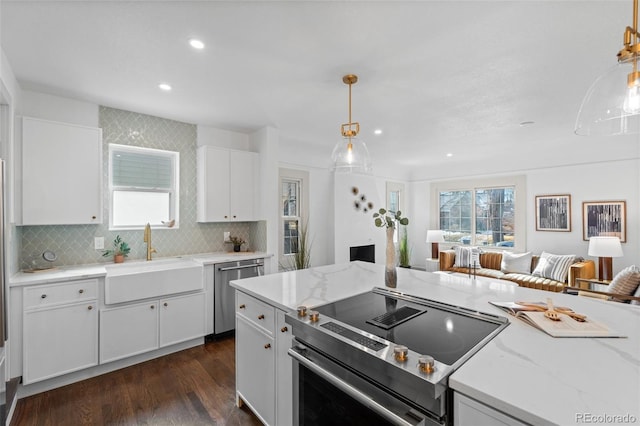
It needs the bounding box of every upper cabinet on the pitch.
[197,146,257,222]
[21,117,102,225]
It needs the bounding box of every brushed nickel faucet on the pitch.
[143,223,157,261]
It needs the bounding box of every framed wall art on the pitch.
[582,200,626,242]
[535,194,571,232]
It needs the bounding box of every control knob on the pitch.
[418,355,435,374]
[393,345,408,362]
[309,310,320,322]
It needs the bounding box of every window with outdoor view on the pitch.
[434,176,525,249]
[282,178,301,255]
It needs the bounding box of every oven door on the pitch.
[289,342,444,426]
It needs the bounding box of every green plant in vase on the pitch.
[229,236,246,252]
[102,235,131,263]
[373,209,409,288]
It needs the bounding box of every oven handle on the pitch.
[289,348,419,426]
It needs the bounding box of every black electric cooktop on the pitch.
[313,290,503,366]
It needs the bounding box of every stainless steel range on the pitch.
[285,287,509,426]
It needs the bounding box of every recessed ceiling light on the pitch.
[374,129,383,135]
[446,153,453,157]
[189,39,205,49]
[158,83,172,91]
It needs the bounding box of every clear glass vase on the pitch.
[385,227,397,288]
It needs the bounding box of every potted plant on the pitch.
[373,209,409,287]
[279,219,312,271]
[102,235,131,263]
[229,236,246,252]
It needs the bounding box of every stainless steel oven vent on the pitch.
[366,305,426,330]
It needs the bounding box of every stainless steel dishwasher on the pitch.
[214,258,264,335]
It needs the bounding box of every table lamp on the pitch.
[426,230,445,260]
[588,236,623,281]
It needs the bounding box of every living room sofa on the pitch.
[439,249,596,292]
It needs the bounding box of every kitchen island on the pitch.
[231,261,640,426]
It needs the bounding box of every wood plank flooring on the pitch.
[10,336,263,425]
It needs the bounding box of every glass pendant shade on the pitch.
[575,61,640,135]
[331,136,372,173]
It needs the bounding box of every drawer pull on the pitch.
[79,289,84,294]
[264,343,271,349]
[41,294,47,299]
[239,304,246,309]
[258,314,265,320]
[150,305,155,309]
[164,302,168,307]
[88,305,93,310]
[92,215,96,219]
[281,326,288,333]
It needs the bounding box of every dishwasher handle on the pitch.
[218,263,264,272]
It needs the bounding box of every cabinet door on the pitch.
[229,150,257,221]
[454,392,528,426]
[275,310,293,426]
[197,146,230,222]
[23,302,98,384]
[159,292,206,347]
[236,316,275,426]
[100,301,159,364]
[22,117,102,225]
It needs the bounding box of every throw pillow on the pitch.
[631,284,640,306]
[531,252,576,282]
[500,251,532,274]
[453,246,480,267]
[608,265,640,302]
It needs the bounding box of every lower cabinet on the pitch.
[454,392,528,426]
[235,291,292,426]
[24,301,98,384]
[100,292,206,364]
[22,279,99,385]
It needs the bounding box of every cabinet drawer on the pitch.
[24,279,98,309]
[236,291,275,334]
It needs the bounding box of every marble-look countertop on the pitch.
[230,261,640,426]
[9,251,271,287]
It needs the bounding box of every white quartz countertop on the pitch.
[10,251,271,287]
[230,261,640,426]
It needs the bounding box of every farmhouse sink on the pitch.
[105,257,204,304]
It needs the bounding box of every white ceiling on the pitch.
[2,1,639,180]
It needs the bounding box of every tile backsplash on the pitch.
[19,107,266,270]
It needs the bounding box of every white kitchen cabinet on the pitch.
[99,301,160,364]
[275,310,293,426]
[235,291,291,426]
[22,279,99,384]
[197,146,257,222]
[159,292,206,347]
[100,291,206,364]
[21,116,102,225]
[454,392,528,426]
[236,316,275,426]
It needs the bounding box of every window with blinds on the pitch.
[109,144,179,229]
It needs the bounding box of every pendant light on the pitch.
[331,74,372,173]
[575,0,640,135]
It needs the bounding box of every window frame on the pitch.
[431,175,526,251]
[278,168,309,267]
[108,143,180,231]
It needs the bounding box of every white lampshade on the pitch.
[426,230,445,243]
[588,236,623,257]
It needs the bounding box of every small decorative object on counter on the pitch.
[228,236,246,252]
[373,208,409,288]
[102,235,131,263]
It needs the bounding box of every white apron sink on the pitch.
[105,258,203,304]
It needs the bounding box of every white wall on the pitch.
[197,125,250,151]
[20,90,98,127]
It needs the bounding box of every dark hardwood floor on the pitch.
[10,336,263,425]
